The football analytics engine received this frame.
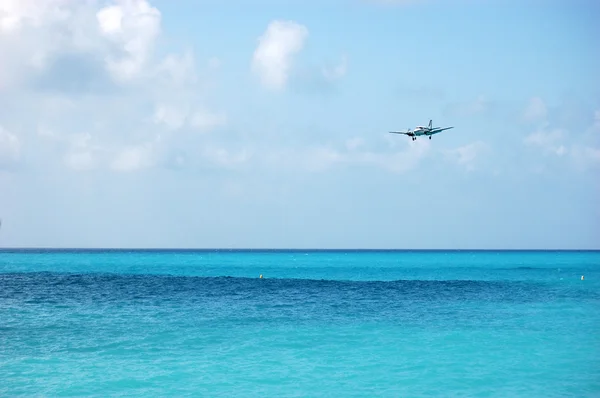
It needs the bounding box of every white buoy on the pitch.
[581,275,584,281]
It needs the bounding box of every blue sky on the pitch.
[0,0,598,249]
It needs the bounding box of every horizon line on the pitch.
[0,247,598,252]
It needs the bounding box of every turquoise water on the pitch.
[1,250,599,396]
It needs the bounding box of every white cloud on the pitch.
[96,0,161,82]
[0,1,73,89]
[0,0,166,90]
[252,20,308,90]
[520,100,600,172]
[0,126,21,167]
[354,142,431,173]
[0,0,70,34]
[345,137,364,151]
[110,141,156,172]
[0,0,227,175]
[63,133,104,171]
[523,97,547,122]
[155,51,197,87]
[259,138,431,174]
[524,129,566,156]
[521,98,568,158]
[152,104,227,132]
[443,141,490,171]
[153,104,189,130]
[189,108,227,132]
[523,119,600,171]
[304,147,344,172]
[201,146,252,169]
[35,128,104,171]
[570,146,600,171]
[64,151,95,171]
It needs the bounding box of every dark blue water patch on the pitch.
[0,273,597,351]
[0,272,584,309]
[501,266,563,271]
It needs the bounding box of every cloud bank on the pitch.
[0,0,229,175]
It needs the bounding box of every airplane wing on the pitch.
[429,127,454,135]
[389,131,414,136]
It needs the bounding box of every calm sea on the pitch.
[1,249,599,397]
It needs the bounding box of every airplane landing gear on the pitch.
[429,136,431,139]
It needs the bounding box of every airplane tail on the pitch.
[428,119,432,129]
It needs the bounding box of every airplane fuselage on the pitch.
[406,127,433,138]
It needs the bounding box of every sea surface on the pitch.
[1,249,599,397]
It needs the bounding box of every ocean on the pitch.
[1,249,598,397]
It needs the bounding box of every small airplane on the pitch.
[389,119,453,141]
